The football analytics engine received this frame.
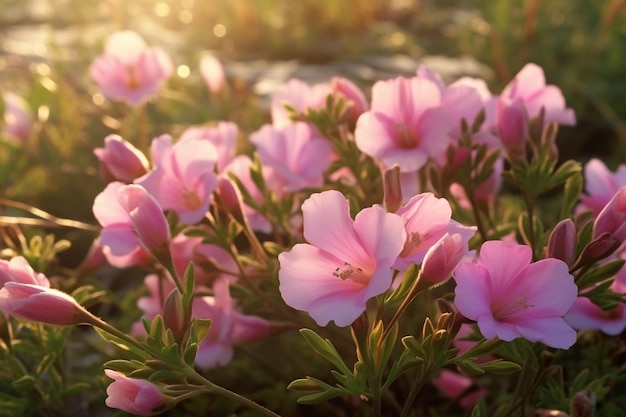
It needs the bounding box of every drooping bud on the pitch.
[0,283,89,326]
[104,370,171,415]
[420,233,468,288]
[576,232,621,267]
[547,219,577,265]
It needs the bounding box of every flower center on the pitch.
[396,124,420,149]
[399,232,425,258]
[181,189,202,211]
[332,262,369,284]
[125,66,141,90]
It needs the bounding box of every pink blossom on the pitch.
[500,63,575,126]
[278,190,406,326]
[193,276,274,369]
[2,92,33,143]
[136,134,218,225]
[0,283,85,325]
[329,76,369,124]
[90,31,173,106]
[179,121,238,172]
[394,192,476,271]
[117,184,171,262]
[94,135,150,183]
[221,155,273,233]
[355,76,453,172]
[170,231,238,286]
[271,78,331,127]
[564,263,626,335]
[199,55,226,94]
[593,186,626,243]
[249,122,334,192]
[454,240,578,349]
[432,369,487,409]
[104,370,167,416]
[578,158,626,215]
[93,181,152,268]
[0,256,49,288]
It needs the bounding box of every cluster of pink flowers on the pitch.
[4,27,626,416]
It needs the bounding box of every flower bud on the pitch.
[593,186,626,242]
[420,233,467,288]
[0,283,88,325]
[497,98,528,162]
[547,219,576,265]
[94,135,149,183]
[571,390,595,417]
[330,76,368,125]
[578,232,621,266]
[104,370,170,416]
[383,165,403,213]
[117,184,171,265]
[162,288,186,339]
[0,256,50,288]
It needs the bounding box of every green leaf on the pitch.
[288,377,347,404]
[385,265,418,304]
[456,359,486,375]
[11,375,36,391]
[299,329,352,376]
[479,359,521,374]
[401,335,428,360]
[561,171,583,218]
[35,352,56,376]
[93,327,148,360]
[103,359,145,374]
[576,259,625,290]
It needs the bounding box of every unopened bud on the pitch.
[547,219,576,265]
[162,288,186,339]
[383,165,402,213]
[571,390,595,417]
[578,232,621,266]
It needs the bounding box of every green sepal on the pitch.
[385,265,418,304]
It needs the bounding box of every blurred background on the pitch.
[0,0,625,262]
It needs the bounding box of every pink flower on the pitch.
[500,63,575,126]
[0,283,85,325]
[355,76,453,172]
[271,78,331,127]
[104,370,167,416]
[432,370,487,409]
[221,155,272,233]
[278,190,406,326]
[2,92,33,143]
[93,181,152,268]
[329,77,368,124]
[90,31,173,106]
[578,158,626,215]
[564,262,626,335]
[193,277,274,369]
[136,134,218,225]
[117,184,171,263]
[199,55,226,94]
[249,122,334,192]
[0,256,49,288]
[94,135,150,183]
[454,240,578,349]
[179,121,238,172]
[394,192,476,271]
[170,231,238,286]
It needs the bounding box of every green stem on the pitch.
[184,369,282,417]
[399,374,428,417]
[522,191,537,256]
